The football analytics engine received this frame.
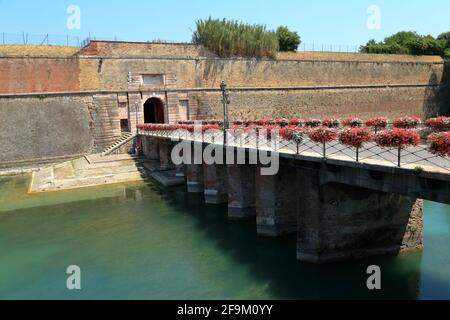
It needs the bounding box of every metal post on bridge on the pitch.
[135,102,139,134]
[220,81,230,146]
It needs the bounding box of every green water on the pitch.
[1,175,450,300]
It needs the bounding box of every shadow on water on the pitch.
[4,175,449,299]
[148,181,423,300]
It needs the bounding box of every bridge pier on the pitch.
[296,163,423,263]
[186,141,204,193]
[158,140,175,171]
[142,136,160,161]
[204,164,228,204]
[255,160,298,237]
[227,164,256,219]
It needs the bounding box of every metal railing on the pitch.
[0,32,193,48]
[0,32,363,53]
[138,128,450,174]
[297,43,362,53]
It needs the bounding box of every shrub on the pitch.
[243,119,254,127]
[280,126,304,141]
[322,118,341,128]
[360,31,445,56]
[254,118,276,126]
[276,118,289,127]
[393,116,422,129]
[307,127,338,143]
[339,128,374,148]
[276,26,301,51]
[366,117,389,130]
[258,125,280,140]
[192,18,279,58]
[305,119,322,128]
[374,129,421,149]
[342,117,363,128]
[289,117,305,127]
[425,117,450,131]
[427,132,450,157]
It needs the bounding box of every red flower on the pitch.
[342,117,363,128]
[366,117,388,129]
[393,116,422,129]
[425,117,450,131]
[427,132,450,157]
[289,117,305,127]
[339,128,373,148]
[322,118,341,128]
[201,124,220,133]
[307,127,338,143]
[374,129,420,149]
[280,126,305,142]
[276,118,289,127]
[305,119,322,128]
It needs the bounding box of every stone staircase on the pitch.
[101,132,136,157]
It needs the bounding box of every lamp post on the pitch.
[220,81,230,145]
[135,102,139,134]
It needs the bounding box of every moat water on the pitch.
[1,174,450,300]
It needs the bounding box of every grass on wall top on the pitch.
[192,18,279,59]
[0,45,80,57]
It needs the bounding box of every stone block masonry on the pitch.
[296,162,423,263]
[204,164,228,204]
[139,135,429,264]
[0,41,449,168]
[255,159,298,237]
[227,164,256,219]
[0,95,93,167]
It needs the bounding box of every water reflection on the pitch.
[1,175,448,300]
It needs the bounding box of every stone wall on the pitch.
[0,95,93,167]
[0,41,449,168]
[79,41,210,58]
[0,57,80,93]
[198,58,444,88]
[193,85,444,120]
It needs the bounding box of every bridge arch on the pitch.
[144,97,165,124]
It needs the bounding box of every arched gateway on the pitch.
[144,98,165,124]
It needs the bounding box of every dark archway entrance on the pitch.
[144,98,165,124]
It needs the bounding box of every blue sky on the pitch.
[0,0,448,46]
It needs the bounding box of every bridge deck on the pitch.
[139,131,450,181]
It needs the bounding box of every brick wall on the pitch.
[192,85,443,121]
[0,57,80,94]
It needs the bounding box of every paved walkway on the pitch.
[29,154,152,193]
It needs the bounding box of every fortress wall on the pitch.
[79,41,209,58]
[0,94,94,167]
[198,59,444,88]
[192,85,443,121]
[0,42,448,168]
[78,58,199,91]
[0,57,80,94]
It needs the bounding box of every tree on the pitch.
[407,36,443,55]
[360,31,444,56]
[437,31,450,48]
[276,26,301,51]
